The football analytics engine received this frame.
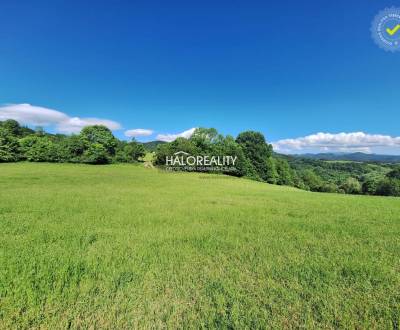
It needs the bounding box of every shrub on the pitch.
[319,182,339,193]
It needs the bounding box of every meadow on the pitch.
[0,163,399,329]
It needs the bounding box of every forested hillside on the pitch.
[295,152,400,163]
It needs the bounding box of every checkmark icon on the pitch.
[386,24,400,36]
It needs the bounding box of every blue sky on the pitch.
[0,0,399,153]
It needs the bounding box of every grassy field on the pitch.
[1,163,399,329]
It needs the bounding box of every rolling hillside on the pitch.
[292,152,400,163]
[0,163,399,328]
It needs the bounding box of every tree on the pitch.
[65,134,86,162]
[0,127,20,162]
[82,143,110,164]
[375,178,400,196]
[215,135,258,178]
[1,119,21,136]
[361,177,379,195]
[275,158,294,186]
[154,130,263,177]
[154,137,198,166]
[19,136,60,162]
[291,171,307,190]
[127,140,146,161]
[300,170,323,191]
[115,140,146,163]
[189,128,219,153]
[236,131,274,181]
[387,167,400,180]
[80,125,117,156]
[340,177,361,194]
[264,157,278,184]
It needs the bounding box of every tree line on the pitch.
[154,127,400,197]
[1,120,399,197]
[0,119,145,164]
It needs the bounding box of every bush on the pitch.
[319,182,339,193]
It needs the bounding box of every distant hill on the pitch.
[291,152,400,163]
[141,141,167,152]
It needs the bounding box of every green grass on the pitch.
[1,163,399,329]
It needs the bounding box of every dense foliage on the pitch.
[285,156,399,196]
[1,120,399,196]
[0,119,145,165]
[154,127,400,197]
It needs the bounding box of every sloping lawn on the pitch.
[0,163,399,328]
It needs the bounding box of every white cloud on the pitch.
[124,128,153,138]
[0,103,121,134]
[56,117,121,134]
[0,103,68,125]
[156,127,196,142]
[272,132,400,155]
